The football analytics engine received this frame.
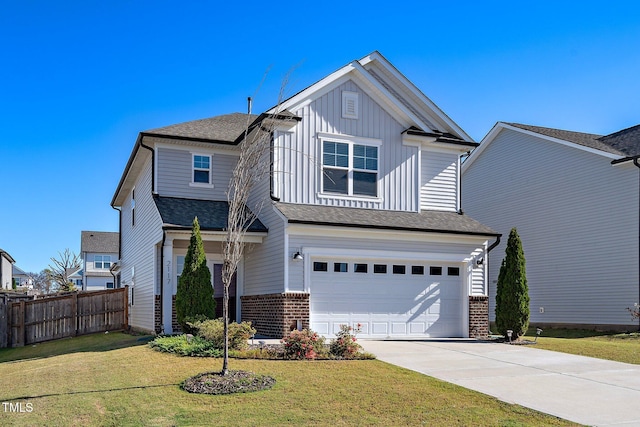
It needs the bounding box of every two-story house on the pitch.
[111,52,499,338]
[80,231,120,291]
[0,248,16,290]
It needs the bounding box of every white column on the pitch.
[162,236,174,334]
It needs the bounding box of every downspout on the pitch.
[159,230,166,335]
[633,158,640,331]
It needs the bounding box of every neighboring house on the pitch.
[111,51,499,338]
[0,248,16,290]
[12,265,31,289]
[80,231,120,291]
[68,267,83,290]
[462,122,640,330]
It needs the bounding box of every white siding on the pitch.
[156,145,237,201]
[0,257,12,289]
[119,153,163,332]
[277,80,419,212]
[421,149,459,212]
[462,128,639,326]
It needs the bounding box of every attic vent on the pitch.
[342,91,358,119]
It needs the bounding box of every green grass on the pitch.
[521,328,640,365]
[0,332,577,426]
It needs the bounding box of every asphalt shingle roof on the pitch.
[81,231,119,253]
[274,202,498,236]
[153,195,268,232]
[144,113,258,143]
[507,122,640,157]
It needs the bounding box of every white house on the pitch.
[80,231,120,291]
[111,52,499,338]
[0,248,16,290]
[462,122,640,331]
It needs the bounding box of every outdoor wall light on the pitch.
[475,257,484,266]
[293,252,303,260]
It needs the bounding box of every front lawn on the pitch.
[522,327,640,365]
[0,332,577,426]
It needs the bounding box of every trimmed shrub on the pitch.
[190,318,256,351]
[149,335,222,357]
[175,217,216,331]
[495,228,530,338]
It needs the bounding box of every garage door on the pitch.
[309,259,465,338]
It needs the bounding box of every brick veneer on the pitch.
[154,295,182,334]
[469,296,489,338]
[241,293,310,338]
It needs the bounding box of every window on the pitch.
[334,262,348,272]
[373,264,387,274]
[193,154,211,184]
[393,265,406,274]
[322,140,378,197]
[176,256,185,293]
[430,266,442,276]
[106,282,114,289]
[412,266,424,275]
[95,255,111,269]
[448,267,460,276]
[354,263,368,273]
[313,262,328,272]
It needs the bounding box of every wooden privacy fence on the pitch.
[3,287,128,348]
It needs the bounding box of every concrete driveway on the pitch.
[360,339,640,426]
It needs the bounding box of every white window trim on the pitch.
[94,255,112,270]
[190,153,214,188]
[317,133,382,201]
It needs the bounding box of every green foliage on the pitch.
[189,318,256,351]
[12,278,17,290]
[329,324,364,359]
[281,329,327,360]
[175,217,216,331]
[495,228,530,338]
[149,335,222,357]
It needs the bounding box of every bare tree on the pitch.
[47,249,81,292]
[29,270,54,294]
[220,75,293,375]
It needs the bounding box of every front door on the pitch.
[210,262,237,321]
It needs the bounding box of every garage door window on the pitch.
[430,266,442,275]
[412,266,424,275]
[354,263,368,273]
[313,262,328,272]
[334,262,348,272]
[373,264,387,274]
[448,267,460,276]
[392,265,406,274]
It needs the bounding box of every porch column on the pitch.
[162,236,174,334]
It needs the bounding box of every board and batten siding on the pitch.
[119,153,163,332]
[462,128,639,326]
[421,149,459,212]
[156,145,237,201]
[275,80,419,212]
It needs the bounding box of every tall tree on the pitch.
[29,270,54,294]
[175,217,216,330]
[495,228,530,338]
[47,249,81,292]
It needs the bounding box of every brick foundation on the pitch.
[241,293,310,338]
[469,296,489,338]
[153,294,183,334]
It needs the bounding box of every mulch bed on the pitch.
[182,370,276,395]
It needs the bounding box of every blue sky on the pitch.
[1,1,639,273]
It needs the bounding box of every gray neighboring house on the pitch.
[12,265,31,289]
[112,51,499,338]
[80,231,120,291]
[462,122,640,330]
[0,248,16,290]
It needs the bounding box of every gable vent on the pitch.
[342,91,359,119]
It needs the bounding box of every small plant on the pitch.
[330,324,363,359]
[189,318,256,351]
[149,335,222,357]
[281,329,326,360]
